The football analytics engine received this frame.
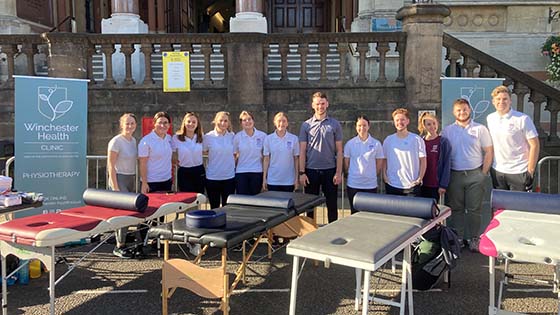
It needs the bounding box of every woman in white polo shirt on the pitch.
[343,115,384,214]
[234,111,267,195]
[138,112,173,194]
[263,112,299,192]
[204,111,235,209]
[107,113,138,259]
[172,112,205,193]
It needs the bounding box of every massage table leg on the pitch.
[405,245,413,315]
[489,257,496,315]
[362,270,371,315]
[354,268,362,310]
[289,256,300,315]
[221,248,229,315]
[1,252,6,315]
[49,246,55,315]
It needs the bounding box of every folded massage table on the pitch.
[148,191,325,315]
[479,189,560,315]
[0,189,205,315]
[287,193,451,315]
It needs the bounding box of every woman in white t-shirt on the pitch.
[203,111,235,209]
[263,112,299,192]
[108,113,137,192]
[343,115,384,213]
[138,112,173,194]
[107,113,138,259]
[234,111,267,195]
[172,112,205,193]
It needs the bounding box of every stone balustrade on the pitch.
[443,33,560,148]
[0,32,405,89]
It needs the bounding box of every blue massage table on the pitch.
[479,189,560,315]
[148,191,325,315]
[287,193,451,315]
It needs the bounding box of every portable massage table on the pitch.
[0,189,205,315]
[287,193,451,315]
[148,191,325,315]
[479,189,560,315]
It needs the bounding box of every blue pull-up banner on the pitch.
[441,77,504,127]
[14,76,88,216]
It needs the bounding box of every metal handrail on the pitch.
[536,156,560,193]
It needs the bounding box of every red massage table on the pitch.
[0,191,205,315]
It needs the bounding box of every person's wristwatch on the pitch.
[299,171,306,176]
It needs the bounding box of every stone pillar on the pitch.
[42,33,89,79]
[226,34,264,106]
[0,0,31,34]
[396,4,450,109]
[351,0,404,32]
[230,0,267,33]
[101,0,147,84]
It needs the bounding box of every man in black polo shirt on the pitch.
[299,91,343,223]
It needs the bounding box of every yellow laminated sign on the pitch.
[162,51,191,92]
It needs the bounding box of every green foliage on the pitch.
[542,35,560,82]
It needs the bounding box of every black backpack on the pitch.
[411,225,461,290]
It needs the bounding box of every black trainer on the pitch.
[113,246,134,259]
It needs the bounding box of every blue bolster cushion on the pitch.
[491,189,560,215]
[186,210,226,229]
[226,194,295,209]
[353,192,439,219]
[82,189,148,212]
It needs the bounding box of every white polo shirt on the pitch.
[263,131,299,185]
[234,128,267,173]
[108,134,137,175]
[171,134,203,168]
[344,135,384,189]
[383,132,426,189]
[138,131,172,182]
[487,109,538,174]
[442,120,493,171]
[203,130,235,180]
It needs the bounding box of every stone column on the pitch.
[101,0,147,84]
[351,0,404,32]
[0,0,31,34]
[230,0,267,33]
[396,4,450,109]
[42,33,90,79]
[226,34,265,107]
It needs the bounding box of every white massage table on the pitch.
[479,189,560,315]
[0,190,205,315]
[287,193,451,315]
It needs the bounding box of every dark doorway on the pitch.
[269,0,328,33]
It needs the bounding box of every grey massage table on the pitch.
[287,193,451,315]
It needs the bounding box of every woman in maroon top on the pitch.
[418,112,452,202]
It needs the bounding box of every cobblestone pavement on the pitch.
[4,239,559,315]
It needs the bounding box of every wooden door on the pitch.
[271,0,327,33]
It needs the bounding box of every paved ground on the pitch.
[4,237,559,315]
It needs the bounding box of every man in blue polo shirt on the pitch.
[299,91,343,223]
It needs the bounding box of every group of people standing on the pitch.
[106,86,539,257]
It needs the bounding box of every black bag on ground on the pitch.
[411,225,461,290]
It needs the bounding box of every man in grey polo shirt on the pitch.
[442,98,493,251]
[299,91,343,223]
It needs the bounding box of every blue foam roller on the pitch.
[82,189,148,212]
[226,194,294,209]
[352,192,438,219]
[491,189,560,215]
[186,210,226,229]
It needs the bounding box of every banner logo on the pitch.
[38,85,74,122]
